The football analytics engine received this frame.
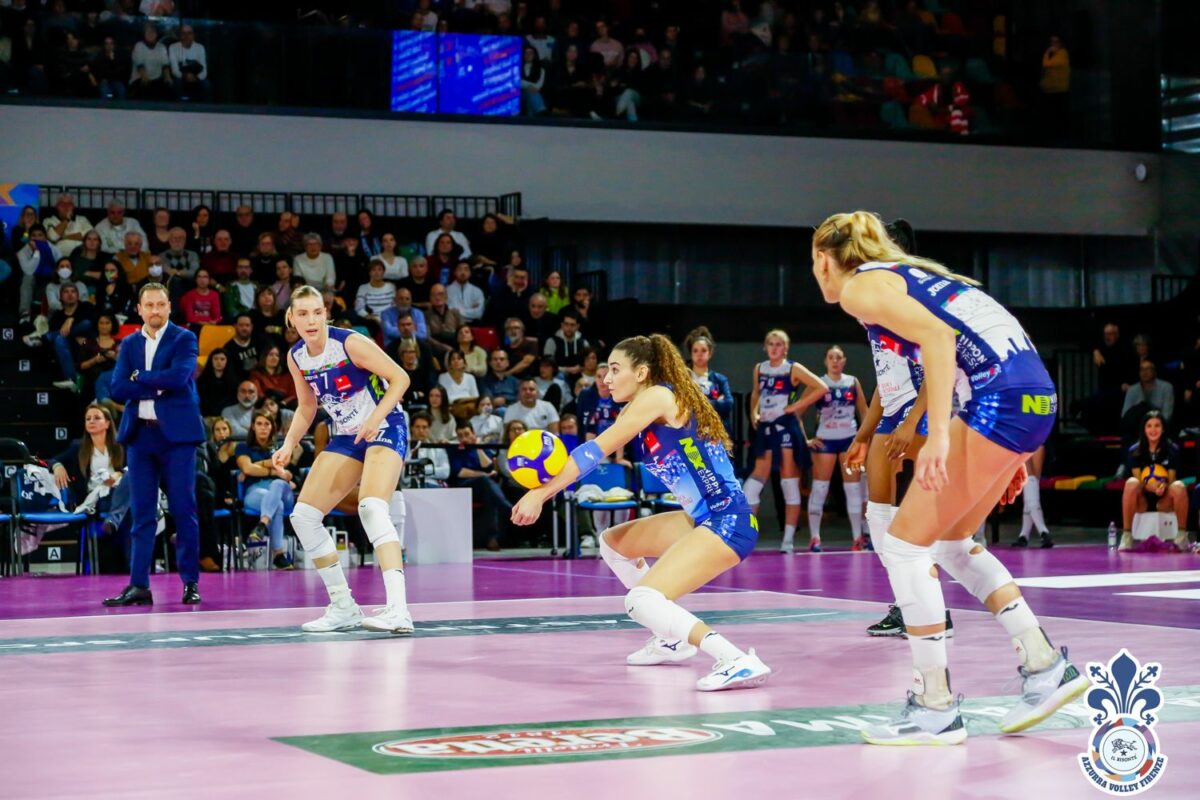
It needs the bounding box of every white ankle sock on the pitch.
[318,562,353,606]
[382,568,408,609]
[782,524,796,546]
[700,631,745,662]
[994,597,1056,671]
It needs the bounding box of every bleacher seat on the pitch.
[196,324,236,368]
[885,52,915,80]
[881,101,911,129]
[471,326,501,352]
[912,55,938,79]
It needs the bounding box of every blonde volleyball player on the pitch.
[743,330,827,552]
[272,286,414,634]
[512,335,771,691]
[812,211,1087,745]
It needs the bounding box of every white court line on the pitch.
[752,589,1200,633]
[1116,589,1200,601]
[1014,570,1200,589]
[0,591,785,626]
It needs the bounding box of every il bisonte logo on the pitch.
[374,727,721,758]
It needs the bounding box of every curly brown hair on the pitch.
[613,334,732,450]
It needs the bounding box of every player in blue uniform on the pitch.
[812,211,1087,745]
[684,326,735,440]
[512,334,772,691]
[273,285,414,634]
[806,345,869,550]
[742,329,827,553]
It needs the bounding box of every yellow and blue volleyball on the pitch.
[1141,463,1169,491]
[506,429,568,489]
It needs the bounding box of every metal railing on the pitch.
[29,184,522,222]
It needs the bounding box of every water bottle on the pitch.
[1107,522,1118,550]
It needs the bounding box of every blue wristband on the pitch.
[570,440,605,481]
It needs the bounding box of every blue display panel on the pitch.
[390,31,437,114]
[437,34,521,116]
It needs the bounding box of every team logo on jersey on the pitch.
[1078,649,1168,795]
[1021,394,1056,416]
[374,726,721,759]
[970,364,1002,390]
[774,379,785,391]
[878,334,903,355]
[334,374,352,393]
[644,431,661,454]
[927,279,950,296]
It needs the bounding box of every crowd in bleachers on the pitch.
[1,1,1070,139]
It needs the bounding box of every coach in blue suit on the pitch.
[103,283,206,606]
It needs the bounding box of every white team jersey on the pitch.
[291,328,403,437]
[815,374,859,439]
[756,360,794,423]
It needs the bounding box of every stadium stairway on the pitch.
[0,313,85,460]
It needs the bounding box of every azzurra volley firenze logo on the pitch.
[1079,649,1168,794]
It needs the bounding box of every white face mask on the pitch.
[479,403,492,416]
[148,264,164,277]
[57,268,73,280]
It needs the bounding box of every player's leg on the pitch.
[357,444,412,633]
[779,444,806,551]
[808,450,836,549]
[1159,481,1190,549]
[601,510,705,666]
[1120,478,1147,550]
[633,517,771,690]
[1015,446,1051,547]
[863,418,1017,745]
[293,449,367,631]
[839,447,866,548]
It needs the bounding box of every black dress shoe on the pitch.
[182,582,201,604]
[102,585,153,607]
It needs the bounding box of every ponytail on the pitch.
[614,334,733,450]
[813,210,979,286]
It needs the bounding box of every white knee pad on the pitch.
[742,476,764,506]
[291,502,336,559]
[880,534,944,627]
[807,479,829,512]
[600,532,649,589]
[388,491,407,548]
[359,496,400,548]
[781,477,802,506]
[1023,476,1041,512]
[625,585,702,642]
[865,501,893,540]
[931,537,1014,603]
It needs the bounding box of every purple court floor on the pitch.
[2,544,1198,799]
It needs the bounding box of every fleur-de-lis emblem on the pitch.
[1085,649,1163,727]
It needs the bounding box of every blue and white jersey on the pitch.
[639,414,751,522]
[864,323,925,418]
[756,360,794,423]
[855,262,1050,394]
[815,374,859,440]
[290,327,407,437]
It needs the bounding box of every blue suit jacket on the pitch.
[110,322,206,445]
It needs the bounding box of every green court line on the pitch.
[0,607,876,656]
[275,686,1200,775]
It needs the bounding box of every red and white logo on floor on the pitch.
[1078,649,1167,795]
[374,727,721,758]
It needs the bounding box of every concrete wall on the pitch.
[0,104,1160,236]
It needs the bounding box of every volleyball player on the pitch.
[812,211,1087,744]
[512,335,771,691]
[806,345,868,550]
[272,286,414,634]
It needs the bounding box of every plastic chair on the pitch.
[637,463,682,511]
[471,326,501,352]
[881,101,912,129]
[196,324,236,368]
[907,102,939,129]
[940,12,967,36]
[911,54,937,79]
[965,57,993,85]
[885,52,915,80]
[830,50,856,78]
